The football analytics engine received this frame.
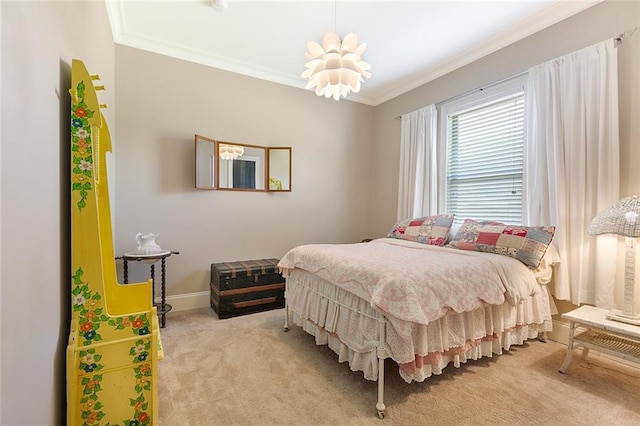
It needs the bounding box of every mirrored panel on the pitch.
[195,135,291,192]
[218,142,267,191]
[195,135,216,189]
[268,147,292,191]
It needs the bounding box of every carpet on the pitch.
[158,308,640,425]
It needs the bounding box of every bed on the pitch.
[278,216,557,418]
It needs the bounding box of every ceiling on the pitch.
[106,0,600,106]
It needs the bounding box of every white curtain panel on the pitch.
[397,104,438,221]
[524,39,619,308]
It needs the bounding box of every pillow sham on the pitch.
[387,214,454,246]
[447,218,555,269]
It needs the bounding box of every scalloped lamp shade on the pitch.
[219,144,244,161]
[588,196,640,237]
[588,195,640,325]
[302,32,371,101]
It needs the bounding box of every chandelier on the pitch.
[219,144,244,161]
[211,0,228,13]
[302,32,371,101]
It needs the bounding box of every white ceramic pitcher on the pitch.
[135,232,162,255]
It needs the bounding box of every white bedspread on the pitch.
[279,238,539,341]
[287,269,551,382]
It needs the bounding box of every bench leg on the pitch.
[559,320,577,374]
[580,347,590,361]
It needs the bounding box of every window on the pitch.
[438,76,526,225]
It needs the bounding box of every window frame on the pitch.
[436,75,527,225]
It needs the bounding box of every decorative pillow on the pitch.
[387,214,454,246]
[447,218,555,269]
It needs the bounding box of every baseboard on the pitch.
[546,318,570,345]
[155,291,210,312]
[547,317,640,370]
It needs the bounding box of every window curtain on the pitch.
[524,39,619,308]
[397,104,438,221]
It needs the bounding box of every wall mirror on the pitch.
[268,147,291,191]
[218,142,266,190]
[195,135,217,189]
[195,135,291,192]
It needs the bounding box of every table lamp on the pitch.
[588,195,640,325]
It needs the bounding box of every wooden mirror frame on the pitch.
[195,134,217,189]
[195,135,291,192]
[267,147,292,192]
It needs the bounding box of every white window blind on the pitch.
[445,92,524,225]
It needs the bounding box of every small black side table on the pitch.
[116,250,179,328]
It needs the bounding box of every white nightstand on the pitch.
[559,305,640,373]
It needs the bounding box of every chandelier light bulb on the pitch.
[302,32,371,101]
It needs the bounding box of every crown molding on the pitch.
[105,1,378,105]
[105,0,601,107]
[370,0,602,105]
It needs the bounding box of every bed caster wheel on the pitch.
[283,327,289,332]
[375,403,385,419]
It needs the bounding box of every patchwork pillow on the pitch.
[387,214,454,246]
[447,219,555,269]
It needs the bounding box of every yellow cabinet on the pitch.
[66,59,162,425]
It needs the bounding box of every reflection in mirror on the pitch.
[195,135,291,192]
[268,148,292,191]
[195,135,216,189]
[218,143,266,190]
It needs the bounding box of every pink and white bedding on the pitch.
[279,238,553,383]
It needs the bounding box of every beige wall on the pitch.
[372,0,640,235]
[1,1,638,424]
[113,46,374,297]
[371,0,640,314]
[1,1,115,424]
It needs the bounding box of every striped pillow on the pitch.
[447,219,555,269]
[387,214,454,246]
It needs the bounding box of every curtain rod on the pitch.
[615,26,638,47]
[394,71,527,120]
[395,26,639,121]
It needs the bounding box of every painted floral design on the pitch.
[134,363,153,392]
[125,386,152,426]
[72,267,152,343]
[79,349,103,374]
[80,374,105,425]
[71,80,95,211]
[78,370,153,426]
[130,339,151,363]
[71,268,104,345]
[109,314,151,336]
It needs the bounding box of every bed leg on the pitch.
[375,316,386,419]
[376,355,385,419]
[283,288,289,332]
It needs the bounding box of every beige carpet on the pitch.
[158,308,640,425]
